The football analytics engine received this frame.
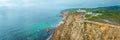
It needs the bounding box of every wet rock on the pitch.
[46,28,50,32]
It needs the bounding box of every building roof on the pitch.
[77,9,86,12]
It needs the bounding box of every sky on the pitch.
[0,0,120,8]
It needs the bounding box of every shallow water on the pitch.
[0,0,119,40]
[0,8,63,40]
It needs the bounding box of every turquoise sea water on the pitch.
[0,8,63,40]
[0,0,119,40]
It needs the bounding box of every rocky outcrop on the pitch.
[51,13,120,40]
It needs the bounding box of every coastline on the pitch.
[46,19,65,40]
[46,11,67,40]
[49,9,120,40]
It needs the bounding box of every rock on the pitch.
[60,11,69,17]
[46,28,50,32]
[51,13,120,40]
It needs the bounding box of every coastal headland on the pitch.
[50,6,120,40]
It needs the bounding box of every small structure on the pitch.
[76,9,86,15]
[76,9,87,20]
[86,12,102,17]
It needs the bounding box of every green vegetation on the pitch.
[62,5,120,25]
[82,6,120,25]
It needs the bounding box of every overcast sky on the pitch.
[0,0,120,8]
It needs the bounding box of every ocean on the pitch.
[0,8,63,40]
[0,0,119,40]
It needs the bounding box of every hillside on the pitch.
[51,12,120,40]
[81,6,120,26]
[51,6,120,40]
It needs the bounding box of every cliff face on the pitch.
[51,13,120,40]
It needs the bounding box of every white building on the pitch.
[76,9,86,14]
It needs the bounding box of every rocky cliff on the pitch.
[51,12,120,40]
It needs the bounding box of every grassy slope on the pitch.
[80,6,120,25]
